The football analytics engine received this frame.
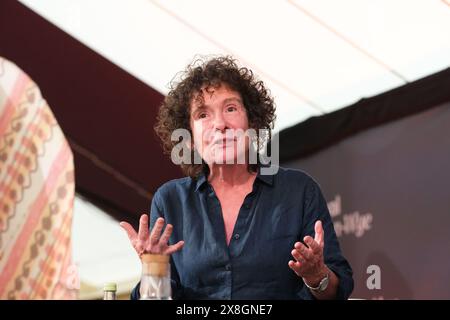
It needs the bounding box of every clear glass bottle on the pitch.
[139,254,171,300]
[103,282,117,300]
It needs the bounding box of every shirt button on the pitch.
[234,233,240,240]
[225,264,231,271]
[244,204,251,209]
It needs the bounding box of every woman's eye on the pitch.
[226,106,237,112]
[198,113,207,119]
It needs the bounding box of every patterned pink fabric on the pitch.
[0,57,77,299]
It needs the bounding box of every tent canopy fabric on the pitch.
[277,66,450,161]
[1,0,180,227]
[2,0,450,225]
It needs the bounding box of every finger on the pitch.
[119,221,138,241]
[314,220,324,245]
[150,217,165,245]
[159,224,173,246]
[135,241,145,256]
[291,248,308,264]
[138,214,149,241]
[294,242,313,260]
[165,240,185,255]
[304,236,321,254]
[288,260,302,276]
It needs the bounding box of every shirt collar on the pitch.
[256,167,274,186]
[194,173,208,192]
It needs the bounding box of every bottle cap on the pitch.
[104,282,117,292]
[141,254,170,263]
[141,254,170,277]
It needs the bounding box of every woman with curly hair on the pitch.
[120,56,353,300]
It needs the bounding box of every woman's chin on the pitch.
[212,153,248,165]
[207,146,248,165]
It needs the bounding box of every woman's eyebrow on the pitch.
[222,97,243,105]
[191,104,207,115]
[193,97,242,112]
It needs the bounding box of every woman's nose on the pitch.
[213,114,226,132]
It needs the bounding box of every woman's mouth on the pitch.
[213,137,237,145]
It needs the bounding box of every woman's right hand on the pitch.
[120,214,184,257]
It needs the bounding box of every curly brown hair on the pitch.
[154,55,276,178]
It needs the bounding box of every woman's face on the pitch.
[189,84,250,166]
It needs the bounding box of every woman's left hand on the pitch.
[288,220,329,286]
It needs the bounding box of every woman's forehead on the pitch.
[191,83,242,108]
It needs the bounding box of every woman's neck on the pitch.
[208,164,256,188]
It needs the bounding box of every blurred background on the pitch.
[1,0,450,299]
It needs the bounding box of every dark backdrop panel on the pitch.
[283,102,450,299]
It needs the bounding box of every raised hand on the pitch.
[288,220,328,285]
[120,214,184,257]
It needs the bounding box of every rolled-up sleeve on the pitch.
[298,177,354,300]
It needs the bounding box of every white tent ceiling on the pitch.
[16,0,450,298]
[19,0,450,132]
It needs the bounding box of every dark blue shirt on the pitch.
[131,166,353,300]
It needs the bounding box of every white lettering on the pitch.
[366,265,381,290]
